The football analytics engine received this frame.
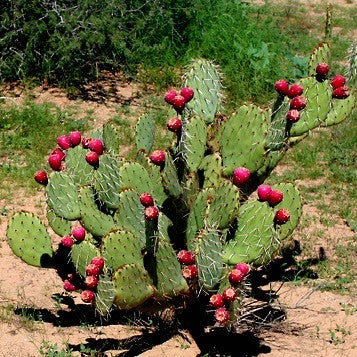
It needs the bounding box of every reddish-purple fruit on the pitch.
[332,86,350,99]
[209,294,225,308]
[290,96,307,111]
[63,279,76,292]
[150,150,166,166]
[48,154,62,171]
[167,117,182,132]
[286,109,301,123]
[180,87,194,102]
[88,139,104,155]
[222,287,237,302]
[81,290,95,303]
[229,269,244,285]
[316,63,329,77]
[274,80,289,96]
[72,227,86,242]
[145,206,159,221]
[232,167,251,187]
[267,189,283,206]
[164,90,177,104]
[140,193,154,207]
[182,265,198,280]
[61,236,74,248]
[69,131,81,146]
[82,137,93,149]
[57,135,71,150]
[86,263,101,276]
[215,307,230,324]
[52,148,66,161]
[274,209,291,224]
[177,250,195,265]
[91,257,105,272]
[287,84,303,99]
[257,185,272,201]
[235,262,250,276]
[85,151,99,166]
[34,170,48,185]
[172,95,186,112]
[85,275,99,290]
[331,74,346,89]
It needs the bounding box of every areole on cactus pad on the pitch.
[6,43,355,327]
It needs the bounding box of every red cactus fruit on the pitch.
[85,151,99,166]
[34,170,48,185]
[209,294,225,308]
[140,193,154,207]
[69,131,81,146]
[72,227,86,242]
[286,109,301,123]
[215,307,230,324]
[290,96,307,110]
[222,287,237,302]
[331,74,346,89]
[82,137,93,149]
[63,279,76,292]
[232,167,251,187]
[91,257,105,272]
[229,269,244,285]
[57,135,71,150]
[267,189,283,206]
[235,262,250,276]
[48,154,62,171]
[274,209,290,224]
[177,250,195,265]
[145,206,159,221]
[85,263,101,276]
[52,148,66,161]
[88,139,104,155]
[167,117,182,132]
[81,290,95,303]
[150,150,166,166]
[164,90,177,104]
[287,84,303,98]
[180,87,194,102]
[274,80,289,96]
[172,95,186,112]
[61,236,74,248]
[316,63,329,77]
[332,86,350,99]
[257,185,272,201]
[85,275,99,290]
[182,265,198,280]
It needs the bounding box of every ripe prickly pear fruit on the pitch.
[229,269,244,285]
[209,294,225,308]
[34,170,48,185]
[257,185,272,201]
[215,307,230,324]
[69,131,81,146]
[81,290,95,303]
[164,90,177,104]
[287,84,303,99]
[180,87,194,102]
[63,279,76,292]
[274,80,289,96]
[274,209,290,224]
[316,63,329,77]
[139,193,154,207]
[167,117,182,132]
[267,189,283,206]
[222,287,237,302]
[91,257,105,272]
[82,137,93,149]
[332,86,350,99]
[48,154,62,171]
[72,227,86,242]
[61,236,74,248]
[172,95,186,112]
[57,135,71,150]
[286,109,301,123]
[331,74,346,89]
[290,96,307,110]
[150,150,166,166]
[88,139,104,155]
[52,148,66,161]
[85,151,99,166]
[235,262,250,276]
[182,265,198,280]
[145,206,159,221]
[177,250,195,265]
[86,263,101,276]
[232,167,251,187]
[85,275,99,290]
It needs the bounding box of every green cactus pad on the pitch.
[113,264,154,309]
[200,153,223,188]
[65,146,94,186]
[95,155,124,209]
[222,201,278,265]
[308,43,330,76]
[183,116,207,172]
[103,123,120,155]
[135,114,155,153]
[257,150,286,177]
[47,208,71,237]
[271,183,302,240]
[194,228,223,291]
[89,129,103,140]
[183,59,222,123]
[101,230,144,271]
[161,152,182,197]
[323,93,356,126]
[79,186,116,237]
[47,171,81,220]
[157,213,172,242]
[119,162,154,194]
[7,212,53,267]
[221,104,269,175]
[71,240,100,277]
[290,77,332,136]
[95,273,115,316]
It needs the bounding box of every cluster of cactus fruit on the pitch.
[7,43,355,326]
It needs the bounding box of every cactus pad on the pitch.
[200,153,223,188]
[47,208,71,237]
[65,146,94,186]
[308,43,330,76]
[71,240,100,277]
[323,93,356,126]
[103,123,120,155]
[135,114,155,153]
[95,273,116,316]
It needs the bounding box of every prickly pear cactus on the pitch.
[7,45,355,328]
